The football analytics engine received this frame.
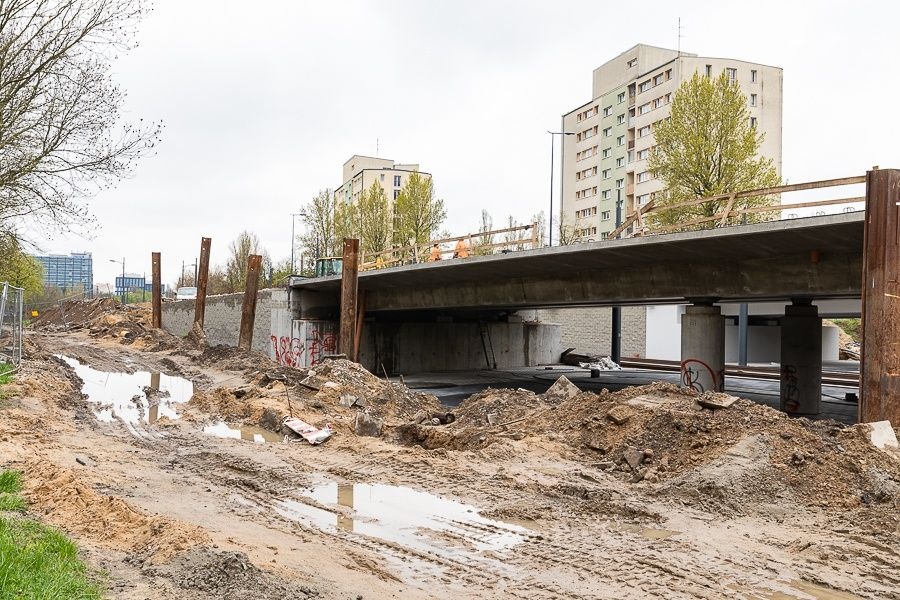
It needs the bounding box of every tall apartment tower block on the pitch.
[560,44,782,240]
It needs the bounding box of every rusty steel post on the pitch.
[151,252,162,328]
[859,168,900,423]
[353,290,367,363]
[238,254,263,350]
[194,237,211,328]
[339,238,360,356]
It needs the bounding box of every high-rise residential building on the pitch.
[33,252,93,293]
[560,44,782,241]
[334,155,430,205]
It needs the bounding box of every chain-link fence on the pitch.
[0,282,24,371]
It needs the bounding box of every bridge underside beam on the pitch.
[359,251,862,313]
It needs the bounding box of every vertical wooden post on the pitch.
[339,238,359,356]
[194,237,211,328]
[238,254,263,350]
[151,252,162,328]
[860,168,900,423]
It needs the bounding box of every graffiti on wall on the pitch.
[780,364,800,412]
[271,322,337,368]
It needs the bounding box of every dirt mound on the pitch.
[144,547,319,599]
[21,457,209,563]
[33,298,181,350]
[393,380,900,514]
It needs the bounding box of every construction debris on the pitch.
[542,375,581,402]
[283,417,333,444]
[868,421,899,450]
[696,391,739,410]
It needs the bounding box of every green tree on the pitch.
[393,172,446,248]
[0,239,44,299]
[357,181,392,257]
[0,0,160,246]
[300,189,338,261]
[648,71,780,229]
[224,231,268,293]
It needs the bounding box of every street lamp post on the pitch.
[548,130,575,247]
[109,258,125,305]
[290,213,303,274]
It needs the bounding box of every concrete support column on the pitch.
[780,300,822,415]
[680,303,725,393]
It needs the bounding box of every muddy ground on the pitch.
[2,300,899,599]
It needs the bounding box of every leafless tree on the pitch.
[0,0,161,246]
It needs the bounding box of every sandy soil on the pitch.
[2,305,898,599]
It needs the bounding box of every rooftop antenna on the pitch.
[376,137,379,157]
[677,17,683,56]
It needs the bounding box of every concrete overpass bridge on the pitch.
[284,170,899,424]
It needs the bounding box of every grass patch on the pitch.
[0,470,103,599]
[832,318,861,344]
[0,365,14,386]
[0,470,22,494]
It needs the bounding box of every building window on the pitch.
[603,127,612,137]
[705,64,712,77]
[750,93,757,107]
[616,157,624,167]
[602,147,611,158]
[751,69,758,83]
[617,114,625,125]
[638,148,650,160]
[615,178,624,189]
[380,173,385,182]
[653,73,664,86]
[603,106,612,117]
[627,58,637,68]
[394,175,402,186]
[726,67,737,82]
[750,116,757,127]
[637,171,650,183]
[616,135,625,146]
[617,91,626,104]
[666,69,672,80]
[638,79,651,93]
[601,232,609,240]
[639,103,651,115]
[394,189,401,199]
[601,189,610,199]
[638,125,651,137]
[601,210,611,221]
[602,169,611,179]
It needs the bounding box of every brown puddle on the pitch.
[59,355,193,432]
[276,479,527,570]
[202,422,285,443]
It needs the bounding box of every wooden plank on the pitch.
[238,254,262,350]
[339,238,360,356]
[151,252,162,329]
[860,169,900,423]
[194,237,211,328]
[645,175,866,214]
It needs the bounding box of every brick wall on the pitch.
[538,306,646,359]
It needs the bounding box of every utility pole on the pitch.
[548,131,575,247]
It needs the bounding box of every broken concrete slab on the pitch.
[607,404,633,425]
[623,446,645,470]
[697,392,739,410]
[354,412,384,437]
[867,421,898,450]
[543,375,581,402]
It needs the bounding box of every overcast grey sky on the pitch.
[42,0,900,287]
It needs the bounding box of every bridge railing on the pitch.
[359,222,539,271]
[609,175,867,239]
